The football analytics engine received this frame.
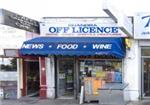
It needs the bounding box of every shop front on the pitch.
[19,36,126,99]
[55,56,123,100]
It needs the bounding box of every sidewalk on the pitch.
[0,98,149,105]
[0,98,79,105]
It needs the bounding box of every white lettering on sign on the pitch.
[57,44,78,49]
[93,44,112,49]
[22,44,44,49]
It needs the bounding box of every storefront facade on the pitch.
[20,36,126,99]
[0,9,41,99]
[0,24,40,99]
[134,13,150,99]
[2,8,150,101]
[17,17,143,101]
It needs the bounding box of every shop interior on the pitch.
[26,61,40,97]
[143,58,150,96]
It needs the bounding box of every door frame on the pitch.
[141,56,150,98]
[56,56,77,99]
[24,58,39,96]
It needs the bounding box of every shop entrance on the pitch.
[141,47,150,97]
[26,61,40,97]
[57,57,76,99]
[142,58,150,97]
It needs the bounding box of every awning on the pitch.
[19,37,126,58]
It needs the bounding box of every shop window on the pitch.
[79,59,122,83]
[79,59,122,95]
[141,47,150,56]
[0,58,17,71]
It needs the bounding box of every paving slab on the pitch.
[0,98,150,105]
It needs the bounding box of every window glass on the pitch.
[0,58,17,71]
[79,59,122,83]
[141,47,150,56]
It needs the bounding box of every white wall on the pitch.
[46,56,55,98]
[0,25,26,55]
[0,72,17,81]
[17,59,23,99]
[124,39,140,101]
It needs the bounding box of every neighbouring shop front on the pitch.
[141,47,150,97]
[0,58,17,99]
[134,13,150,99]
[0,25,35,99]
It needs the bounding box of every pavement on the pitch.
[0,97,150,105]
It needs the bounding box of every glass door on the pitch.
[57,58,75,98]
[142,58,150,97]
